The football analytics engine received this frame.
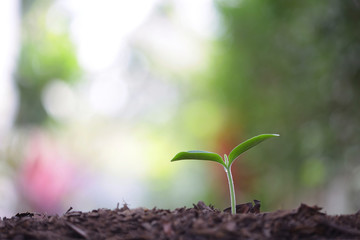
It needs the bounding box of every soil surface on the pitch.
[1,200,360,240]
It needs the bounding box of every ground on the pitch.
[1,201,360,239]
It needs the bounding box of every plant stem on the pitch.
[225,165,236,214]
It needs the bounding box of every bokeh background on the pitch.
[1,0,360,217]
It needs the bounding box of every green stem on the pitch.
[225,165,236,214]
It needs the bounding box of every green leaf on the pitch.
[228,134,279,166]
[171,151,225,167]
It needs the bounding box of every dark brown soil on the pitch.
[1,200,360,240]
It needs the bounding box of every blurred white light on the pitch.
[135,20,204,71]
[46,2,71,35]
[0,0,19,143]
[174,0,219,38]
[89,76,128,116]
[132,0,219,72]
[64,0,158,72]
[0,177,18,217]
[42,80,77,121]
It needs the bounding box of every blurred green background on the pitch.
[0,0,359,216]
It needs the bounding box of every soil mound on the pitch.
[1,201,359,239]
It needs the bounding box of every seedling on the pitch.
[171,133,279,214]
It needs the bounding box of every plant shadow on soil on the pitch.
[1,200,360,239]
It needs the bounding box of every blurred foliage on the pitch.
[15,0,80,125]
[8,0,360,213]
[200,0,360,209]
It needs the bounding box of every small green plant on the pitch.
[171,133,279,214]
